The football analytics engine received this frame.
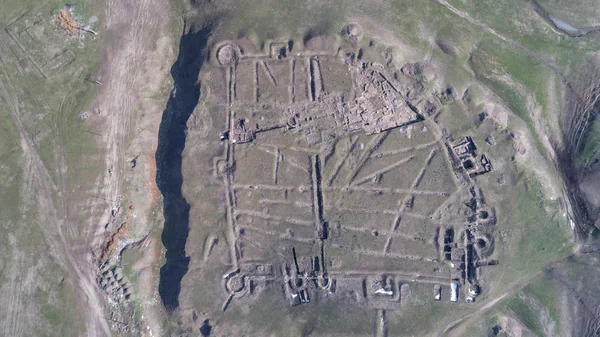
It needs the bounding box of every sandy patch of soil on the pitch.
[87,0,177,334]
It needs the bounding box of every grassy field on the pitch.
[0,0,105,334]
[0,0,590,334]
[576,115,600,167]
[536,0,600,27]
[453,252,600,337]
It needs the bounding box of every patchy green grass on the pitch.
[536,0,600,28]
[522,274,563,332]
[506,294,545,336]
[455,262,571,337]
[439,101,473,135]
[36,280,84,337]
[479,171,572,298]
[468,35,561,161]
[447,0,600,53]
[190,0,346,44]
[576,115,600,167]
[0,0,105,334]
[0,0,106,216]
[469,37,545,122]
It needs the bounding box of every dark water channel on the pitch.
[155,24,211,310]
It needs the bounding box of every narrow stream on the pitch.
[155,24,211,310]
[527,0,600,38]
[548,16,579,34]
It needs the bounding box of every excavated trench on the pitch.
[155,23,212,310]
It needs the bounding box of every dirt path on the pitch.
[440,291,510,336]
[0,0,175,334]
[90,0,175,334]
[436,0,571,86]
[439,269,547,337]
[0,70,112,337]
[93,0,173,239]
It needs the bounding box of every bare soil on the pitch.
[83,0,177,334]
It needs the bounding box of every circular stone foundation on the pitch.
[217,44,239,66]
[226,274,245,293]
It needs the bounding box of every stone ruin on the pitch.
[198,31,500,315]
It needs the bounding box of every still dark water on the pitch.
[155,24,211,310]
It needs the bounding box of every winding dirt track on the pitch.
[0,0,172,334]
[89,0,173,334]
[0,64,111,337]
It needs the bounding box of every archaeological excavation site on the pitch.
[5,0,600,335]
[161,22,530,336]
[209,34,499,306]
